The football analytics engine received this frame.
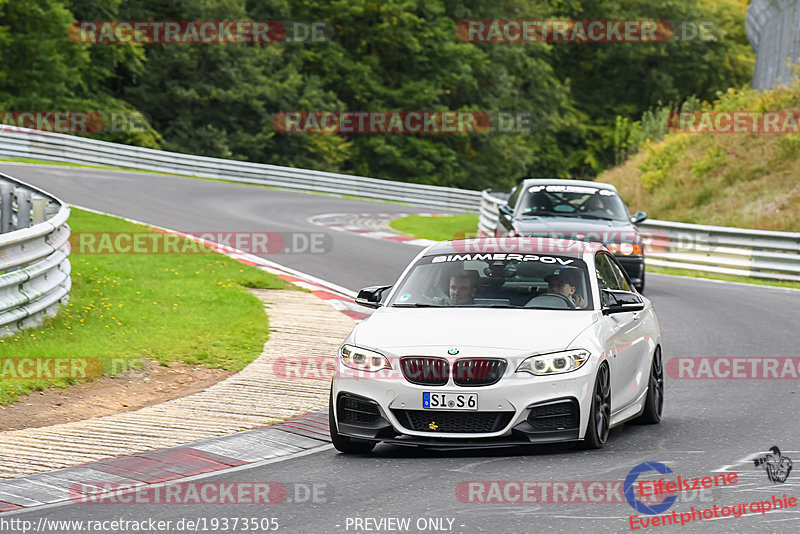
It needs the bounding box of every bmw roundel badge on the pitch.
[447,348,459,355]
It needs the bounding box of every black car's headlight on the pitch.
[606,242,642,255]
[340,344,392,372]
[516,350,590,376]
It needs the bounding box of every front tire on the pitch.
[329,387,376,454]
[634,347,663,424]
[582,364,611,449]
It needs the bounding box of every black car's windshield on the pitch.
[519,184,629,221]
[388,253,593,310]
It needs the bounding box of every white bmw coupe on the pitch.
[329,238,663,452]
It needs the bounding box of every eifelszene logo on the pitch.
[754,446,793,483]
[624,462,677,515]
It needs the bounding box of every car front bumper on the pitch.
[332,363,596,447]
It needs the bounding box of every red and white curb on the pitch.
[0,411,331,511]
[308,212,438,247]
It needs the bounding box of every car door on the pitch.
[595,252,644,412]
[606,255,653,410]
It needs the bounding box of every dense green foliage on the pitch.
[602,86,800,233]
[1,0,753,190]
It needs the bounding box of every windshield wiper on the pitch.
[391,303,447,308]
[524,306,579,310]
[576,213,616,221]
[522,210,579,218]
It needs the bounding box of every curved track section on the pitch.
[0,163,435,291]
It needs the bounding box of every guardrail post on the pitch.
[0,183,12,233]
[15,189,32,229]
[32,197,47,224]
[45,200,60,220]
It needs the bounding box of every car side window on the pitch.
[595,253,620,291]
[507,185,520,209]
[607,255,632,292]
[595,253,620,306]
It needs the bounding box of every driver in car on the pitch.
[431,272,478,306]
[448,272,478,305]
[582,195,614,218]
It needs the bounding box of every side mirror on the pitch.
[499,204,513,216]
[630,212,647,224]
[601,289,645,315]
[355,285,392,309]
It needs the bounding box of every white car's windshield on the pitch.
[388,253,593,310]
[520,184,629,221]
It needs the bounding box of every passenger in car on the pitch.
[544,270,586,309]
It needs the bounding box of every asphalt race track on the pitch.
[3,163,799,533]
[0,163,434,291]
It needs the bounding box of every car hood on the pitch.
[353,308,598,354]
[512,216,636,237]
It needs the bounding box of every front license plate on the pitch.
[422,392,478,410]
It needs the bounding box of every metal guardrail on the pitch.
[2,124,797,284]
[478,189,800,283]
[0,173,71,336]
[0,126,481,212]
[478,189,508,235]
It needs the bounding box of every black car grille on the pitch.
[452,358,507,386]
[393,410,514,433]
[400,357,449,386]
[338,394,381,424]
[526,399,579,431]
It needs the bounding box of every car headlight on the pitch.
[516,350,590,376]
[606,242,642,255]
[340,344,392,372]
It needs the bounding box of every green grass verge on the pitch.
[0,157,184,176]
[0,208,293,405]
[389,214,479,241]
[646,265,800,290]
